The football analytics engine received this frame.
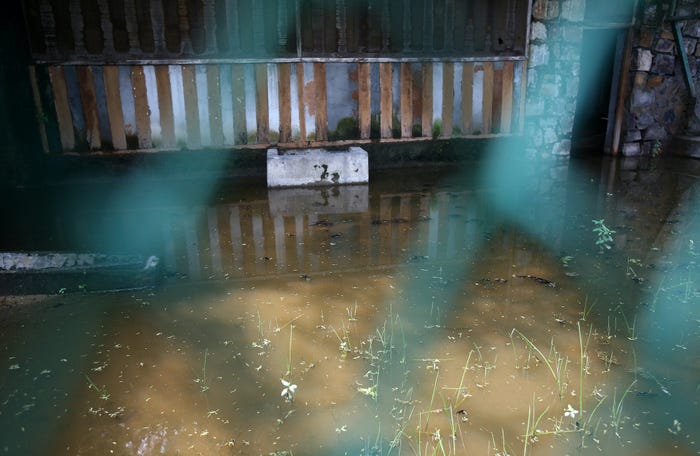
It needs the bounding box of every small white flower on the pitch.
[564,404,578,419]
[281,378,297,401]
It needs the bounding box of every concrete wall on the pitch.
[623,0,700,156]
[524,0,587,158]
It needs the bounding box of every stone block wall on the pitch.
[524,0,586,157]
[623,0,700,156]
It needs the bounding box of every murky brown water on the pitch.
[2,155,699,455]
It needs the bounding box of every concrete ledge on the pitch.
[267,147,369,187]
[0,252,161,295]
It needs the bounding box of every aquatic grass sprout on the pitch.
[84,374,110,400]
[592,219,616,252]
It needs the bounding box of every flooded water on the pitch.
[1,154,699,455]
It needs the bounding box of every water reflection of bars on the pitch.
[159,189,489,280]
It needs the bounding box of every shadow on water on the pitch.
[1,146,699,455]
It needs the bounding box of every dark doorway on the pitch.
[572,0,635,155]
[571,28,621,155]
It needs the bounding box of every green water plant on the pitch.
[286,325,294,376]
[522,394,550,456]
[610,380,636,437]
[84,374,110,400]
[592,219,616,252]
[511,329,570,399]
[194,349,209,392]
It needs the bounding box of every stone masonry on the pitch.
[623,0,700,156]
[525,0,587,157]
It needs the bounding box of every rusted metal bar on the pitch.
[278,63,292,143]
[400,62,413,138]
[461,62,473,134]
[482,62,494,134]
[313,62,328,141]
[517,60,526,133]
[295,62,306,140]
[421,62,433,137]
[207,65,224,146]
[358,62,371,139]
[102,66,127,149]
[255,63,269,143]
[76,65,102,149]
[155,65,175,147]
[500,61,514,133]
[380,62,393,138]
[441,62,453,137]
[492,64,503,132]
[231,63,247,144]
[48,66,75,151]
[182,64,201,147]
[28,65,50,153]
[131,65,152,148]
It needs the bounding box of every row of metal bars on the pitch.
[29,58,525,154]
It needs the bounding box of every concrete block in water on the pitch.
[266,147,368,187]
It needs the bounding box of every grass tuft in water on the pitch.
[511,328,570,399]
[194,348,209,392]
[84,373,110,400]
